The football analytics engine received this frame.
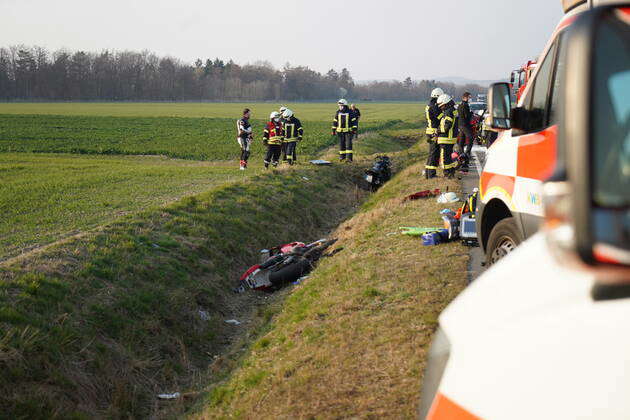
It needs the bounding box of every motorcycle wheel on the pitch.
[269,257,311,287]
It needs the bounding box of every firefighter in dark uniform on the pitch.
[281,108,303,165]
[425,88,444,179]
[279,106,288,161]
[350,104,361,143]
[457,92,473,168]
[237,108,253,170]
[263,111,284,168]
[437,93,459,179]
[333,99,357,162]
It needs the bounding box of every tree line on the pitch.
[0,46,484,102]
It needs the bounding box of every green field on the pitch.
[0,102,423,121]
[0,115,398,160]
[0,153,256,260]
[0,102,422,260]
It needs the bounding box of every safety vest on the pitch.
[283,118,303,142]
[264,122,283,145]
[438,109,459,145]
[333,109,357,133]
[426,105,437,135]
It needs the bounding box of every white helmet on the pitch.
[279,106,287,113]
[437,93,452,106]
[282,109,293,119]
[338,99,348,106]
[270,111,281,120]
[431,88,444,98]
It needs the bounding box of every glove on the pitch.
[263,139,268,146]
[298,136,303,141]
[352,130,357,135]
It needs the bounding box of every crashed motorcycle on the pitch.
[235,239,338,293]
[364,155,392,192]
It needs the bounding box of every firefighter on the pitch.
[436,93,459,179]
[425,87,444,179]
[263,111,284,168]
[236,108,253,170]
[281,108,303,165]
[332,99,357,162]
[279,106,288,161]
[457,92,473,169]
[350,104,361,144]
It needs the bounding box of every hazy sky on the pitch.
[1,0,564,82]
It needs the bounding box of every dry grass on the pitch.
[196,159,469,419]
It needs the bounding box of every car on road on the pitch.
[420,2,630,419]
[468,102,487,114]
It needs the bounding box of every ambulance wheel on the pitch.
[485,217,523,266]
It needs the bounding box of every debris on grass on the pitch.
[399,227,443,237]
[404,189,441,201]
[422,232,443,246]
[198,310,211,321]
[309,159,332,165]
[437,192,460,203]
[294,275,310,285]
[225,319,241,326]
[157,392,181,400]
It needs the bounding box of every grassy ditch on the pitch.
[0,162,371,418]
[0,128,422,418]
[197,158,469,418]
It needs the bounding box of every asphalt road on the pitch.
[461,145,487,283]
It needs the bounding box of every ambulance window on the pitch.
[549,33,567,125]
[592,15,630,208]
[527,42,557,132]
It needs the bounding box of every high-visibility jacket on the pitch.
[283,116,303,142]
[425,98,441,135]
[332,106,357,133]
[438,104,459,145]
[263,121,284,145]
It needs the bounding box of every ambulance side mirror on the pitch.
[487,82,512,130]
[546,4,630,284]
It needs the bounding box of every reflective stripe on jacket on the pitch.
[283,116,303,142]
[333,107,357,133]
[438,105,459,145]
[425,98,441,135]
[263,121,284,145]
